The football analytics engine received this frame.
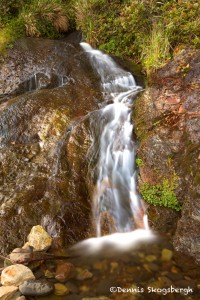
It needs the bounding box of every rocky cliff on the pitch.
[0,37,103,254]
[133,48,200,262]
[0,37,200,263]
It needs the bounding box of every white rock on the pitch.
[1,264,35,286]
[10,248,31,264]
[0,286,18,300]
[27,225,52,251]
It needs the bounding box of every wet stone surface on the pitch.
[0,37,103,255]
[1,235,198,300]
[133,48,200,261]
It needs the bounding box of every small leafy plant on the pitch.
[140,177,181,211]
[135,157,144,168]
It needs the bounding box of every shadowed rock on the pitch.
[0,37,103,254]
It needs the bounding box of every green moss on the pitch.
[140,176,181,211]
[135,157,144,168]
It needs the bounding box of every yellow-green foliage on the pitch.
[75,0,200,74]
[135,157,144,168]
[20,0,69,38]
[1,0,200,72]
[0,0,75,52]
[141,23,171,75]
[0,17,24,53]
[75,0,122,48]
[140,176,181,211]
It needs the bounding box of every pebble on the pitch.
[16,297,26,300]
[54,283,69,296]
[167,272,184,281]
[1,264,35,286]
[27,225,52,251]
[76,268,93,280]
[110,262,118,273]
[19,279,54,296]
[9,291,22,300]
[44,270,55,279]
[161,249,173,261]
[55,262,75,282]
[65,282,79,294]
[126,266,137,274]
[158,276,173,287]
[79,285,90,293]
[145,255,157,262]
[93,260,108,271]
[9,248,31,264]
[171,266,180,273]
[147,262,160,272]
[0,286,18,300]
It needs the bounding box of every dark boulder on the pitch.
[0,37,103,254]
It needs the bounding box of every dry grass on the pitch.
[20,0,69,37]
[22,12,40,37]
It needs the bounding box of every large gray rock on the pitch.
[19,279,54,296]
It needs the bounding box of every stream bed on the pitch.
[24,234,200,300]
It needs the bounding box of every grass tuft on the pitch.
[20,0,69,38]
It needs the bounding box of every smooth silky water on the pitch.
[71,42,154,256]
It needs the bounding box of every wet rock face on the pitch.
[133,48,200,261]
[0,36,100,100]
[0,37,103,254]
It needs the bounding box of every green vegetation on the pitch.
[20,0,69,38]
[0,0,75,52]
[75,0,200,75]
[0,0,199,72]
[135,157,144,168]
[140,176,181,211]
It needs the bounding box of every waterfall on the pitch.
[81,43,148,237]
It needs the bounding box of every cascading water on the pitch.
[80,43,148,238]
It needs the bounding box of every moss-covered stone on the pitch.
[132,48,200,261]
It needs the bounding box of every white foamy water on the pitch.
[71,229,155,256]
[78,42,153,248]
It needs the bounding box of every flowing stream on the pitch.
[80,43,150,244]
